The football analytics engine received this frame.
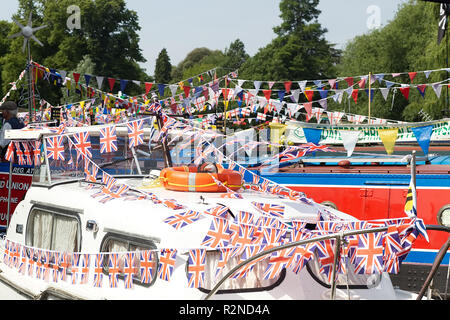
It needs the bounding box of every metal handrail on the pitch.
[416,225,450,300]
[203,226,388,300]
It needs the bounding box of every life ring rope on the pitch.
[160,167,243,193]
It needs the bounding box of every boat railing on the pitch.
[416,225,450,300]
[205,224,450,300]
[204,225,388,300]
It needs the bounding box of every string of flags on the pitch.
[2,105,429,289]
[2,215,425,289]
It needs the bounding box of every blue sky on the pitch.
[0,0,410,75]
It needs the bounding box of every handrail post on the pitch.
[330,233,342,300]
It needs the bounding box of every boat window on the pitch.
[196,250,284,294]
[26,207,80,253]
[101,234,158,287]
[306,255,382,289]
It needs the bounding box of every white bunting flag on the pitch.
[340,130,361,157]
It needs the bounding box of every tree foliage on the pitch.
[1,0,149,104]
[154,48,172,84]
[337,0,447,121]
[239,0,340,82]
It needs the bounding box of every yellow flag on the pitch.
[378,128,398,155]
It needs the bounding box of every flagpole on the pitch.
[411,150,416,191]
[368,72,372,124]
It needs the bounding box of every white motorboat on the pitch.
[0,115,427,300]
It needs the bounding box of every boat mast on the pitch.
[368,72,372,124]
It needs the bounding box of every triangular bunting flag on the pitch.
[411,125,433,156]
[408,72,417,83]
[303,127,322,145]
[340,130,360,157]
[108,78,116,92]
[304,88,314,102]
[378,128,398,155]
[399,86,410,100]
[417,84,427,98]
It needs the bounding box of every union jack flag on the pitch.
[108,253,120,288]
[4,142,14,162]
[32,141,41,165]
[27,248,35,277]
[99,126,118,154]
[302,142,335,153]
[262,228,287,245]
[22,142,33,165]
[232,245,263,279]
[252,202,285,218]
[352,232,385,274]
[216,247,234,278]
[80,254,90,284]
[46,136,65,161]
[235,211,255,225]
[204,205,229,218]
[73,132,92,159]
[288,242,315,274]
[93,254,104,288]
[140,251,155,284]
[264,245,293,280]
[230,224,255,256]
[84,160,98,183]
[313,239,337,283]
[101,172,117,195]
[163,210,201,230]
[71,253,81,284]
[15,142,25,165]
[277,147,307,163]
[158,249,177,282]
[162,199,185,210]
[127,120,144,148]
[201,218,231,249]
[18,245,27,275]
[34,250,43,280]
[187,249,206,288]
[42,250,51,282]
[50,252,60,283]
[123,252,136,289]
[59,252,70,282]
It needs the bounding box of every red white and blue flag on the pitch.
[71,253,81,284]
[158,249,177,282]
[59,252,70,282]
[46,136,65,161]
[264,245,293,280]
[73,132,92,159]
[108,253,120,288]
[352,232,385,274]
[123,252,135,289]
[93,254,104,288]
[140,251,156,284]
[201,218,231,249]
[204,205,229,218]
[252,202,285,218]
[187,249,206,288]
[127,120,144,148]
[79,254,90,285]
[100,126,118,154]
[163,210,201,230]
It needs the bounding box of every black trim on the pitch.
[305,261,380,290]
[25,203,82,252]
[100,232,159,288]
[196,269,286,295]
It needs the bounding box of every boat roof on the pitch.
[24,177,355,249]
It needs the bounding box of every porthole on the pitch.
[437,204,450,228]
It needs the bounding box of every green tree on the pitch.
[0,21,13,98]
[154,48,172,84]
[336,0,446,121]
[222,39,249,71]
[239,0,340,82]
[1,0,149,105]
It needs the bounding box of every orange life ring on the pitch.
[160,166,243,193]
